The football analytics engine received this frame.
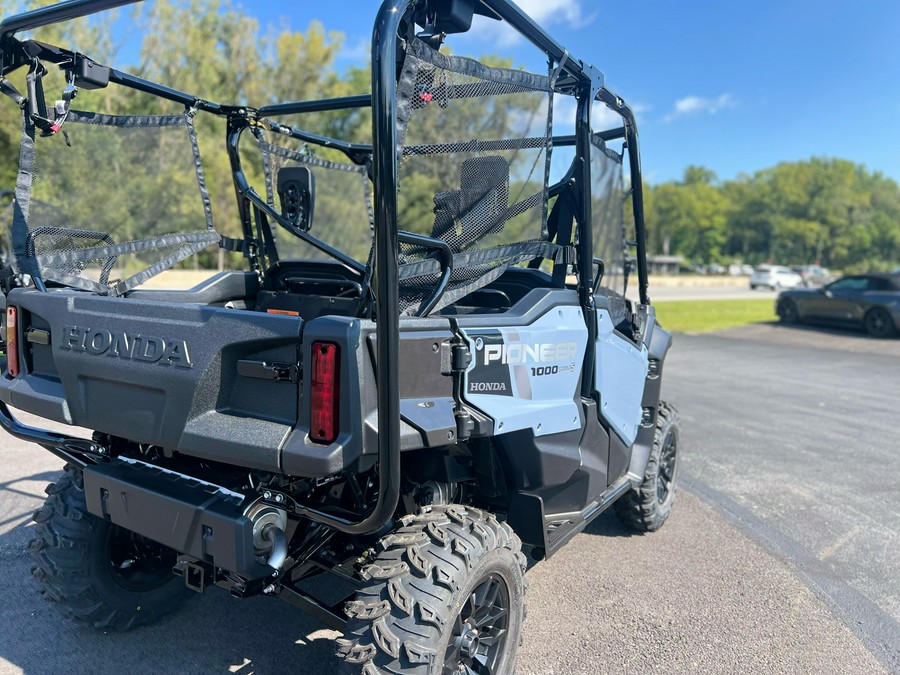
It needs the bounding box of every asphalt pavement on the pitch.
[664,324,900,671]
[644,284,779,302]
[1,322,898,674]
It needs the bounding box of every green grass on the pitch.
[653,298,777,333]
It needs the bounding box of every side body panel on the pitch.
[625,310,673,484]
[459,305,588,438]
[594,309,649,446]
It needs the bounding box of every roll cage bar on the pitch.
[0,0,651,536]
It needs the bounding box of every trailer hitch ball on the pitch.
[246,503,288,570]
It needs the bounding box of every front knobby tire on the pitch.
[615,402,680,532]
[337,505,526,675]
[29,465,191,631]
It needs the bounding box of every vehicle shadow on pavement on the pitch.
[0,472,343,675]
[518,512,641,574]
[583,510,637,538]
[766,320,882,339]
[0,471,59,530]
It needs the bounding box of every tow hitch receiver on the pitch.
[180,561,208,593]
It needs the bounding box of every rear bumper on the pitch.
[0,400,97,468]
[82,458,272,580]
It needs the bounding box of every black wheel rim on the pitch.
[443,572,511,675]
[105,525,177,592]
[656,429,678,504]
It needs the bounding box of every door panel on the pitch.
[594,310,649,446]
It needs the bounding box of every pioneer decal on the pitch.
[461,306,590,437]
[59,325,193,369]
[483,342,578,366]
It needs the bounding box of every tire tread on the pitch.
[338,505,525,674]
[614,402,680,532]
[29,465,190,631]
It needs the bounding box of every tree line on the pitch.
[644,161,900,274]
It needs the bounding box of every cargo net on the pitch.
[253,130,374,263]
[589,134,627,295]
[12,111,219,295]
[395,40,558,315]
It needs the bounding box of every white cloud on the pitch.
[552,95,647,133]
[664,94,735,122]
[336,36,370,64]
[517,0,583,25]
[592,102,621,130]
[552,94,578,131]
[468,0,588,47]
[631,102,652,117]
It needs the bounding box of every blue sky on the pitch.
[23,0,897,185]
[240,0,900,186]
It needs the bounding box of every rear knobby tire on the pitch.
[29,465,191,631]
[614,402,680,532]
[337,504,526,675]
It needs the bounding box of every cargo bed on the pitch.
[2,285,301,471]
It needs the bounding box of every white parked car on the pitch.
[729,263,755,276]
[749,265,802,290]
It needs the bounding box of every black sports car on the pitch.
[776,273,900,338]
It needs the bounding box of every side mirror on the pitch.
[277,166,315,232]
[823,289,833,298]
[592,257,605,293]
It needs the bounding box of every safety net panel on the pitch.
[252,130,374,263]
[12,111,219,295]
[395,39,555,315]
[590,134,626,295]
[0,192,58,267]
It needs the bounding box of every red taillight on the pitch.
[310,342,339,444]
[6,306,18,378]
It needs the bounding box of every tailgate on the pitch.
[0,289,301,471]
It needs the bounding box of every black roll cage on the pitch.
[0,0,651,537]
